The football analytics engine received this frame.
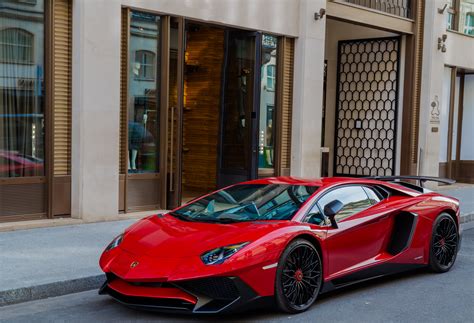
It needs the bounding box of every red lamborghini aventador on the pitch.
[99,176,462,314]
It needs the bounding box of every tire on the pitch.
[429,213,459,273]
[275,239,322,313]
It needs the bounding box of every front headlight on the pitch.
[105,233,123,252]
[201,242,249,265]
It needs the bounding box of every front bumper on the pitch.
[99,273,263,314]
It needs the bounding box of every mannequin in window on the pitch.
[128,123,139,173]
[128,113,148,173]
[265,119,274,167]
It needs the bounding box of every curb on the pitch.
[0,274,104,307]
[461,214,474,230]
[460,213,474,224]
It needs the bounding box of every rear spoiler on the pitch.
[365,176,455,192]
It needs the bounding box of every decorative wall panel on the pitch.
[279,37,294,176]
[335,37,400,176]
[182,26,224,193]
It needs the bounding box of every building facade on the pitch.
[1,0,473,223]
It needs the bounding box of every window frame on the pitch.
[302,184,383,226]
[362,186,382,205]
[0,0,73,221]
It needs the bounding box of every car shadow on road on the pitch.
[104,267,436,321]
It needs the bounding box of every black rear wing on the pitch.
[365,176,455,192]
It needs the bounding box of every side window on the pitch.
[362,186,381,205]
[306,203,328,226]
[317,186,372,223]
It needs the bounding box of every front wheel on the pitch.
[429,213,459,273]
[275,239,322,313]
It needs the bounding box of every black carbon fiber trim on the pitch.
[175,277,240,300]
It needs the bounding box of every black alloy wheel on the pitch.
[429,213,459,273]
[275,239,322,313]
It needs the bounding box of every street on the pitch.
[1,228,473,323]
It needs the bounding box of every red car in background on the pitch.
[0,150,44,177]
[99,176,461,314]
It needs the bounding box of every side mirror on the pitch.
[323,199,344,228]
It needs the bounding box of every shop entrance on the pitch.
[120,13,292,212]
[180,24,259,203]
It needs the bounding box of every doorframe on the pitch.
[120,10,171,212]
[446,67,468,181]
[333,36,401,177]
[446,67,457,180]
[251,32,263,180]
[166,16,185,210]
[159,15,170,209]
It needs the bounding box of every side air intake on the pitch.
[387,212,418,255]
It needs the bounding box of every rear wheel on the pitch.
[429,213,458,273]
[275,239,322,313]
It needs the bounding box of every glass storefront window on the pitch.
[128,11,161,173]
[0,0,45,177]
[258,35,278,171]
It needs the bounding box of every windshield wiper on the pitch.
[169,211,248,224]
[215,217,245,223]
[195,217,246,224]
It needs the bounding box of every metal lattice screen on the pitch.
[334,37,400,176]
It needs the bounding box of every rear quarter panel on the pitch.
[396,193,460,264]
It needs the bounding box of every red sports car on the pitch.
[99,176,462,314]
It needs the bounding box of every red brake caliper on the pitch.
[294,269,303,282]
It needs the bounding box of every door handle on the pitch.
[169,106,175,189]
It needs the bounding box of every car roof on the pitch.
[240,176,367,187]
[241,176,425,198]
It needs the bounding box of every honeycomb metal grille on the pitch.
[335,37,400,176]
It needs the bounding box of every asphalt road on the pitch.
[1,229,473,323]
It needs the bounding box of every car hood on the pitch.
[119,214,289,258]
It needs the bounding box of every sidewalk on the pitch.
[434,184,474,223]
[0,219,138,306]
[0,185,473,307]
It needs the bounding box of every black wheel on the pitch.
[429,213,459,273]
[275,239,322,313]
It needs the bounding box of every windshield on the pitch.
[170,184,318,223]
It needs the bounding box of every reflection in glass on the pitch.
[0,0,45,177]
[258,35,278,171]
[220,32,255,171]
[447,0,455,30]
[128,11,160,173]
[460,0,474,35]
[135,50,156,80]
[171,184,318,223]
[317,186,372,222]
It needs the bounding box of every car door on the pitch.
[309,185,391,279]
